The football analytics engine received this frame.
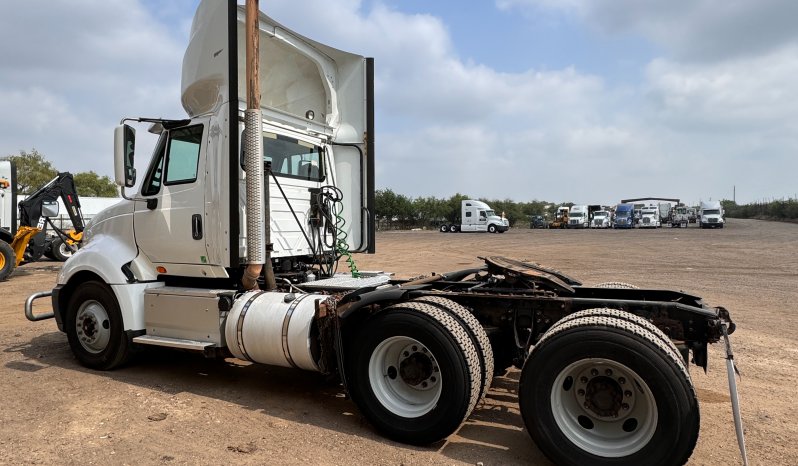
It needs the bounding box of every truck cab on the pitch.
[590,210,610,228]
[613,203,635,228]
[568,205,588,229]
[639,206,660,228]
[700,201,725,228]
[458,200,509,233]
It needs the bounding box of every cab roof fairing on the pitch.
[181,0,368,144]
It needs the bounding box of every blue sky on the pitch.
[1,0,796,205]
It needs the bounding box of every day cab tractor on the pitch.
[24,2,747,465]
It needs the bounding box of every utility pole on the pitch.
[733,185,735,204]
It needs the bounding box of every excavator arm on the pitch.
[12,173,85,263]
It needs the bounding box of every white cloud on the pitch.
[0,0,795,204]
[0,0,189,175]
[496,0,798,62]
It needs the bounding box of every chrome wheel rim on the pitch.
[369,336,442,418]
[75,300,111,354]
[551,358,658,457]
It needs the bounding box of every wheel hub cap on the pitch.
[584,376,623,417]
[75,300,111,354]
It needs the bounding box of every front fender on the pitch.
[58,234,138,286]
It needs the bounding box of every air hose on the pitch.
[331,195,360,278]
[318,186,360,278]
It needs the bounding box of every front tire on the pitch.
[65,281,132,370]
[488,224,497,233]
[347,302,482,445]
[520,316,699,466]
[0,241,15,281]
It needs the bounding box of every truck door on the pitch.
[477,210,488,231]
[134,123,209,265]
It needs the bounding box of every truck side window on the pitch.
[164,125,203,185]
[466,211,471,217]
[479,211,486,218]
[240,131,325,182]
[141,133,167,196]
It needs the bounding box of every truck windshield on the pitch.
[595,212,607,217]
[241,131,325,182]
[485,210,496,217]
[570,213,583,218]
[703,210,720,215]
[617,211,630,217]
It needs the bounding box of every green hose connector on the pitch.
[333,201,360,278]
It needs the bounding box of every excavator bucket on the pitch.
[10,227,41,267]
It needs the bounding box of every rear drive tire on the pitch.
[439,225,448,233]
[0,241,15,281]
[413,296,494,402]
[554,308,686,372]
[51,237,73,262]
[65,281,132,370]
[347,302,482,445]
[594,282,639,289]
[450,225,459,233]
[519,316,699,466]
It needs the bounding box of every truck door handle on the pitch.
[147,198,158,210]
[192,214,203,240]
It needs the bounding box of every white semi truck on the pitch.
[700,201,725,228]
[23,2,748,464]
[639,206,661,228]
[590,210,611,228]
[440,200,509,233]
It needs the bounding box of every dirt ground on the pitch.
[0,218,795,465]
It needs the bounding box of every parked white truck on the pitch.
[22,2,748,464]
[639,206,661,228]
[590,210,611,228]
[441,200,509,233]
[700,201,725,228]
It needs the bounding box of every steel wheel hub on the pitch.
[75,300,111,354]
[551,358,657,458]
[369,336,442,418]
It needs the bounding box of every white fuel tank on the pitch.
[225,291,322,371]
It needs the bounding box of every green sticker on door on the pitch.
[200,256,207,263]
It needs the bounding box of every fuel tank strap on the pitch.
[281,293,312,369]
[237,291,264,362]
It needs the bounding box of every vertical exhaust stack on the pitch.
[242,0,276,290]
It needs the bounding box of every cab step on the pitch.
[133,334,216,351]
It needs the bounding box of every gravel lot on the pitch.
[0,218,795,465]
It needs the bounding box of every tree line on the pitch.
[375,189,573,229]
[1,149,119,197]
[722,198,798,222]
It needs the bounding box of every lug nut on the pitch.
[580,376,588,384]
[584,402,589,409]
[578,389,585,396]
[622,403,630,411]
[412,345,417,352]
[591,369,598,376]
[403,351,409,357]
[625,390,633,398]
[431,377,436,383]
[422,347,428,353]
[605,369,613,376]
[433,366,439,372]
[618,377,626,385]
[421,382,428,388]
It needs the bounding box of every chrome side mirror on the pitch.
[41,200,59,218]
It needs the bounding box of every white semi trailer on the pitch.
[23,2,748,464]
[440,200,509,233]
